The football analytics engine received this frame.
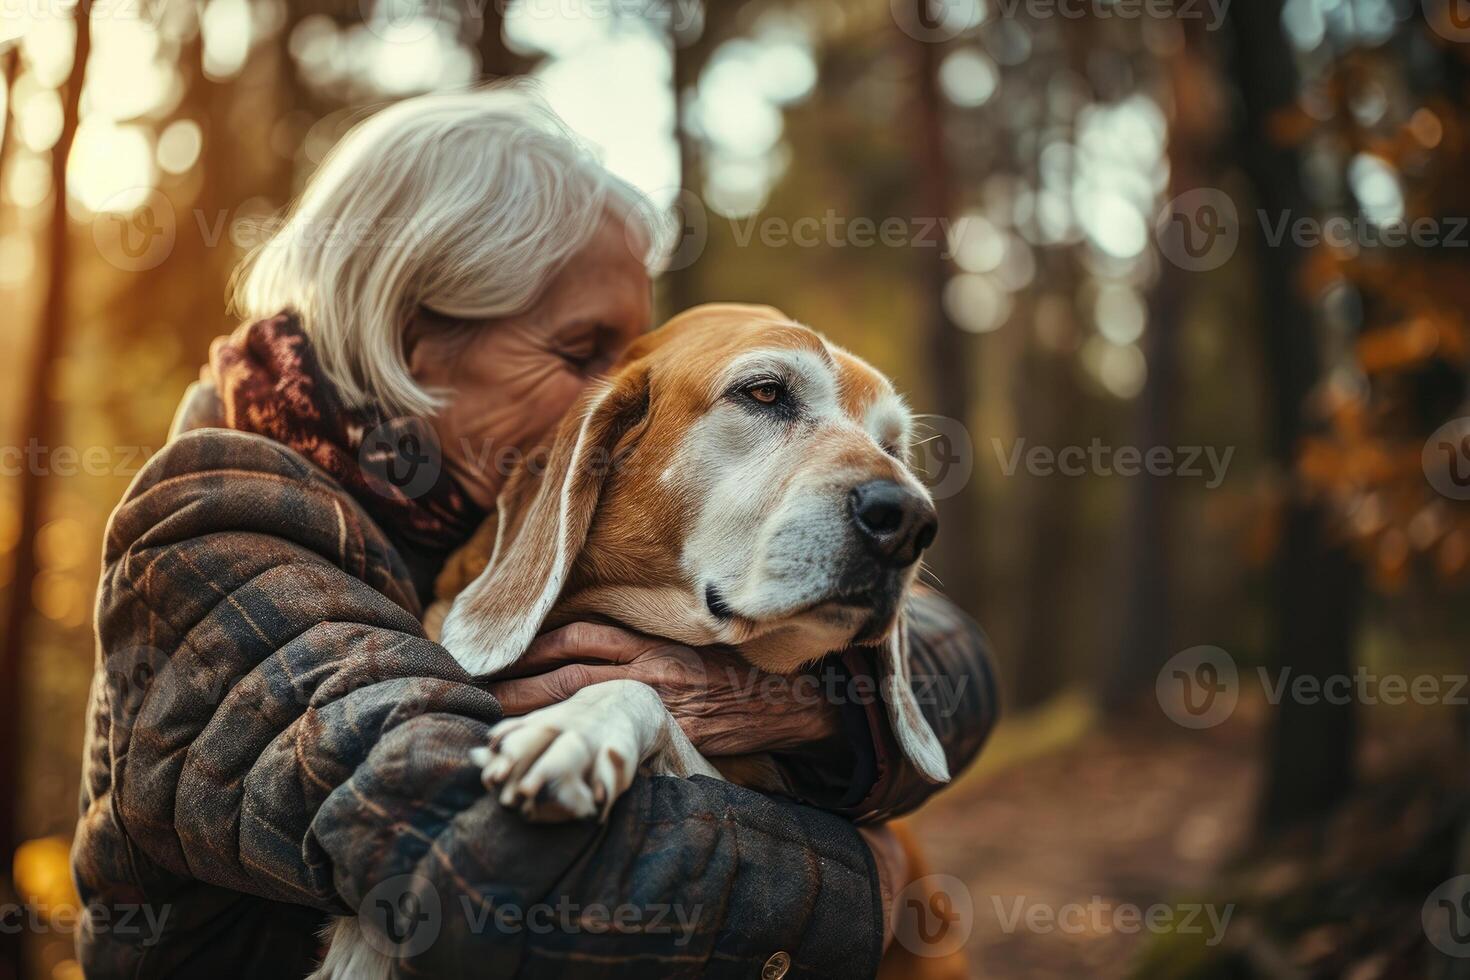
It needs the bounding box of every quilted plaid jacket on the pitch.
[73,420,997,978]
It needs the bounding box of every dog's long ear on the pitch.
[879,612,951,784]
[439,367,650,675]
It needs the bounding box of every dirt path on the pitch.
[908,702,1264,978]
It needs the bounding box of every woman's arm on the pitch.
[86,430,888,976]
[319,716,888,978]
[486,590,1000,822]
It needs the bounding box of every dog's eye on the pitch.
[746,382,783,405]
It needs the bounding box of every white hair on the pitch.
[234,84,656,420]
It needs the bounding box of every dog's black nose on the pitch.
[849,480,938,568]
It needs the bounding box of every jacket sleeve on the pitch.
[773,589,1000,823]
[98,431,884,978]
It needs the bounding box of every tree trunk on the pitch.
[0,46,17,182]
[476,9,535,80]
[1009,306,1084,710]
[908,6,980,617]
[0,8,90,978]
[1102,26,1218,710]
[659,2,750,319]
[1103,267,1179,709]
[1225,0,1360,830]
[664,22,703,317]
[0,41,21,980]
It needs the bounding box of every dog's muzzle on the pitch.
[833,481,938,643]
[848,480,938,569]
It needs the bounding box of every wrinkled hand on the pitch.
[485,622,840,756]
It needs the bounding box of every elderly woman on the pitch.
[72,88,996,978]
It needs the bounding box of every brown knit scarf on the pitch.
[205,313,482,552]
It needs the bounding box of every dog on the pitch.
[314,303,957,978]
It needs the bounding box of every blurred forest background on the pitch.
[2,0,1470,977]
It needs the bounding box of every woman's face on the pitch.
[409,213,653,510]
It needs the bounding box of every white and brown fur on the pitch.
[313,304,949,978]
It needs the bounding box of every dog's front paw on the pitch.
[469,700,640,823]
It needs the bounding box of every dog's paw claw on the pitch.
[474,698,645,823]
